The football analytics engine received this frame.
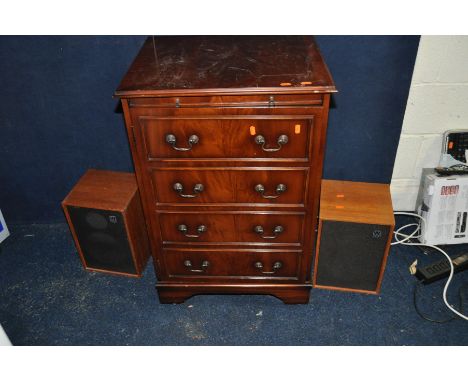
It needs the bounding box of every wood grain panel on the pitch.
[160,213,236,243]
[150,167,308,206]
[140,116,312,159]
[236,213,303,244]
[158,211,304,245]
[115,36,336,97]
[156,283,312,304]
[320,179,395,225]
[163,248,300,280]
[128,94,323,108]
[62,169,138,211]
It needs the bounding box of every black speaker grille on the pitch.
[316,220,390,291]
[67,206,137,274]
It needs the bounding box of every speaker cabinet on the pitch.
[313,180,394,294]
[62,169,150,277]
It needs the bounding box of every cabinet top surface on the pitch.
[63,169,137,211]
[115,36,336,97]
[320,180,395,226]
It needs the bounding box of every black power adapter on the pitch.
[415,253,468,284]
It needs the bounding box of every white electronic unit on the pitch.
[0,209,9,244]
[417,170,468,245]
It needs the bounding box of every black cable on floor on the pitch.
[413,281,466,323]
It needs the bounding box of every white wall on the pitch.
[391,36,468,211]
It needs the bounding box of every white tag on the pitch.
[409,259,418,275]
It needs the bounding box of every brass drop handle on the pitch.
[254,183,287,199]
[254,261,283,274]
[254,225,284,239]
[173,182,204,198]
[165,133,199,151]
[184,259,210,273]
[178,224,207,238]
[254,134,288,152]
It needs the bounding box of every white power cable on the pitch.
[392,212,468,321]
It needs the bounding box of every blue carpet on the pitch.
[0,222,467,345]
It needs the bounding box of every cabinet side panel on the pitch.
[124,190,151,274]
[302,94,331,283]
[122,99,163,279]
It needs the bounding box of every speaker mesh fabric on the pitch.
[85,211,108,230]
[67,206,137,274]
[316,220,390,291]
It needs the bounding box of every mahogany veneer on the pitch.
[115,36,336,303]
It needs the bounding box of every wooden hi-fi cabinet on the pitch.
[115,36,336,303]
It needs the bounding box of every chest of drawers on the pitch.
[115,36,336,304]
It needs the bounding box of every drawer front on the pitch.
[163,249,300,279]
[139,117,312,159]
[151,168,308,205]
[158,212,304,245]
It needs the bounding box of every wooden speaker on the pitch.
[313,180,394,294]
[62,169,150,277]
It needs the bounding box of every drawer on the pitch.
[139,116,313,159]
[163,249,300,279]
[158,211,305,245]
[150,168,308,206]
